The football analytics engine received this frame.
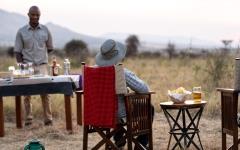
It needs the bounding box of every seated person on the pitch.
[95,39,154,149]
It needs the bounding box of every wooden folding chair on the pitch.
[81,64,126,150]
[78,92,154,150]
[217,88,240,150]
[77,63,154,150]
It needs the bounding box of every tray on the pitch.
[0,72,12,79]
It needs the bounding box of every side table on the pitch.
[160,100,207,150]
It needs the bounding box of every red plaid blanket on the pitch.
[83,66,117,128]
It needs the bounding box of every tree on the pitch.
[7,47,14,58]
[221,40,232,54]
[125,35,140,57]
[64,39,89,64]
[165,42,176,59]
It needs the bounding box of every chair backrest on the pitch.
[125,93,153,135]
[217,88,240,150]
[83,65,117,128]
[218,88,238,134]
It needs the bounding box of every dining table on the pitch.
[0,74,80,137]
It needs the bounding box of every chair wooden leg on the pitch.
[233,133,238,150]
[83,125,89,150]
[148,132,153,150]
[127,135,133,150]
[105,129,110,150]
[222,133,226,150]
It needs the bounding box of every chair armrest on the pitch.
[216,88,239,94]
[124,91,155,96]
[75,90,83,94]
[76,91,155,95]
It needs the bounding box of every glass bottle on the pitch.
[63,58,71,75]
[52,57,59,76]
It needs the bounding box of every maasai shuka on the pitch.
[83,66,117,128]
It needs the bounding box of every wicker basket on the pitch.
[169,94,187,104]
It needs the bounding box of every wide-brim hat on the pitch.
[95,39,126,66]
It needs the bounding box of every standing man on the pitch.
[14,6,53,126]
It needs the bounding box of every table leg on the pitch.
[171,109,184,150]
[163,107,204,150]
[64,95,72,132]
[0,96,4,137]
[15,96,22,128]
[167,134,172,150]
[76,92,82,125]
[163,108,184,149]
[186,107,204,150]
[163,109,172,150]
[182,109,187,149]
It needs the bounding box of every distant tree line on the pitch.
[1,35,237,61]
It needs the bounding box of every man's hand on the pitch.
[15,52,23,63]
[48,49,54,53]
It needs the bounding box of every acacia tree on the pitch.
[64,39,89,64]
[221,40,232,54]
[125,35,140,57]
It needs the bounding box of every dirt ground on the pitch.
[0,112,228,150]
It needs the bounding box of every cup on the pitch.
[22,64,28,75]
[8,66,15,82]
[27,62,34,76]
[192,87,202,102]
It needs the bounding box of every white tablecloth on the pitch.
[0,75,80,89]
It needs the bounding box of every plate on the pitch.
[13,75,30,79]
[32,74,45,77]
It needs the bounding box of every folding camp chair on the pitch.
[78,63,154,150]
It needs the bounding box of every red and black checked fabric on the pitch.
[83,66,117,128]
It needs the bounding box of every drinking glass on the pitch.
[28,62,34,76]
[21,64,28,75]
[192,87,202,102]
[16,63,23,76]
[7,66,15,83]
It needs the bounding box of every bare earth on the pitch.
[0,112,225,150]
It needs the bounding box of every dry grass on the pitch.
[0,113,224,150]
[0,55,238,149]
[123,56,234,115]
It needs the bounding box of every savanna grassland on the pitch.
[0,53,237,149]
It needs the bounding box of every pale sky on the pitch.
[1,0,240,43]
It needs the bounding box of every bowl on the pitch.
[168,93,187,104]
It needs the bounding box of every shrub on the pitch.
[64,39,90,64]
[125,35,140,57]
[202,51,233,90]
